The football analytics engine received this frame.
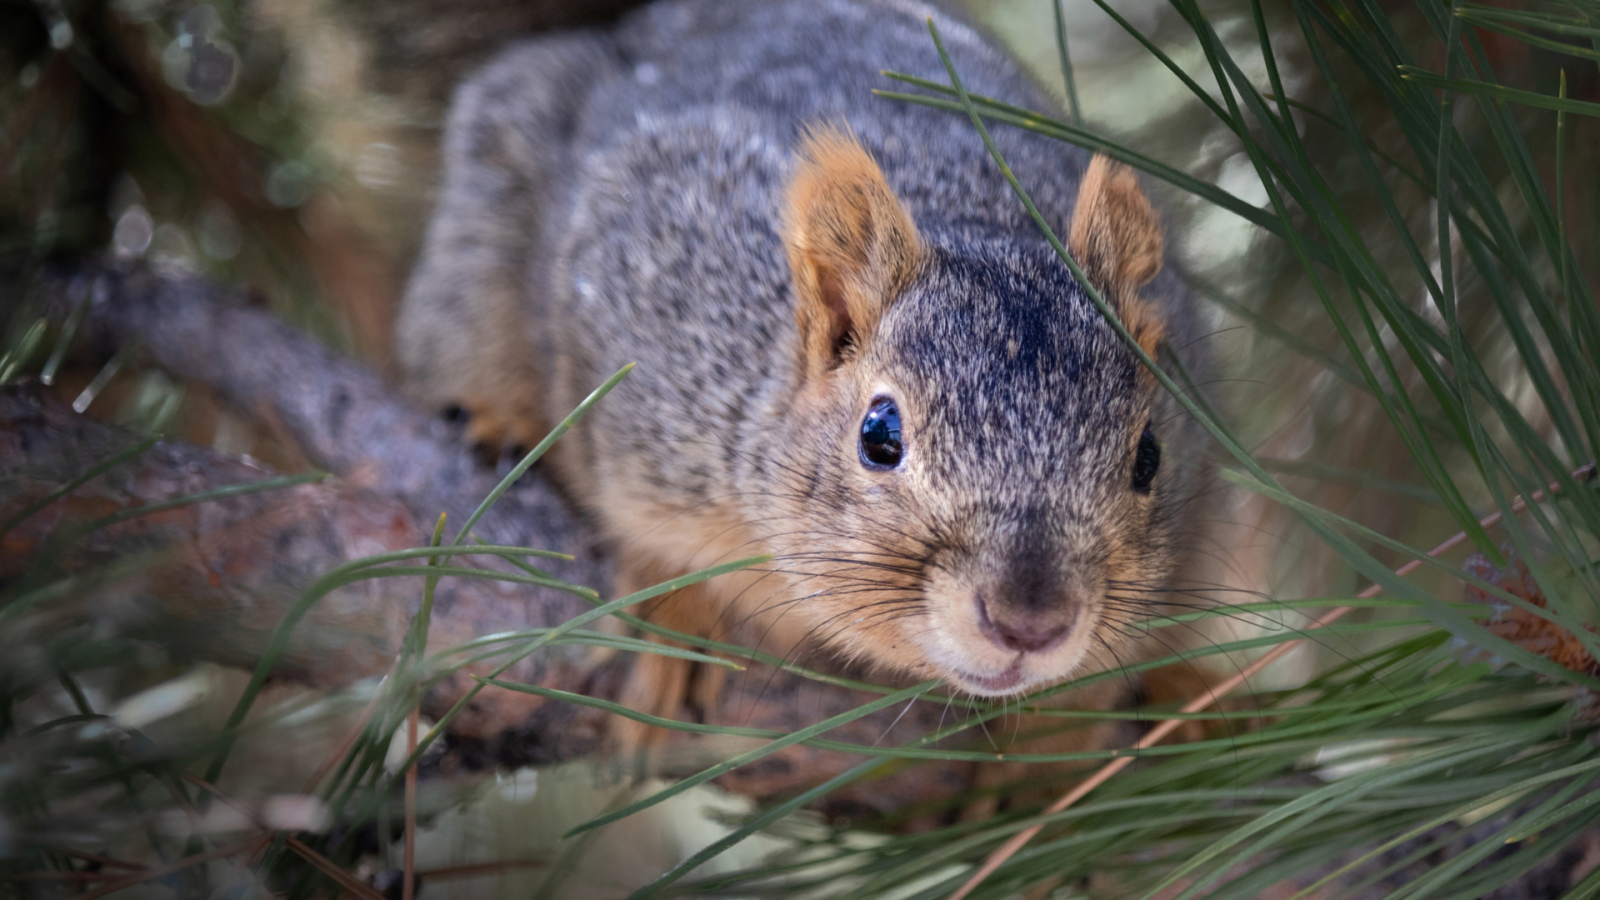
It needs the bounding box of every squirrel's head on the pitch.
[771,127,1177,696]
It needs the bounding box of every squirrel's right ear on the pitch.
[1069,155,1166,357]
[784,126,923,380]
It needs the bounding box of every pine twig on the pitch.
[283,837,387,900]
[419,859,547,881]
[70,836,270,900]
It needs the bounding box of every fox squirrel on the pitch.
[397,0,1203,750]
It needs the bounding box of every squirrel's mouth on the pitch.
[952,657,1027,694]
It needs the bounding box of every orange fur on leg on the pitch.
[457,394,545,463]
[610,561,731,764]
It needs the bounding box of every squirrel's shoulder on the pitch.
[540,0,1087,248]
[595,0,1051,141]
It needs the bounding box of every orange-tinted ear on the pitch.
[1069,155,1166,356]
[784,125,923,380]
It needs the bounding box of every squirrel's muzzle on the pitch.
[974,594,1074,654]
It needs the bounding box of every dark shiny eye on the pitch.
[1131,427,1160,493]
[859,397,903,469]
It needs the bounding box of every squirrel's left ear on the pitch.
[1068,155,1165,356]
[784,125,924,381]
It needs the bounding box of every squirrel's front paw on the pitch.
[611,644,729,767]
[613,650,694,764]
[439,400,544,470]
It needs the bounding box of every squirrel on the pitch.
[396,0,1204,749]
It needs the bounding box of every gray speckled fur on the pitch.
[399,0,1203,693]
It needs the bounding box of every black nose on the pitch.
[976,596,1069,653]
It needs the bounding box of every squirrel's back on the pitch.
[585,0,1084,246]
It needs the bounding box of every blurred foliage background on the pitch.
[1,0,641,463]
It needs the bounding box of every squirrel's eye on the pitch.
[859,397,903,469]
[1131,427,1160,493]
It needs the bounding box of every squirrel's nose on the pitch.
[975,596,1069,654]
